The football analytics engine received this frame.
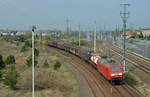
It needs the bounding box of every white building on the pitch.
[142,29,150,37]
[1,32,9,36]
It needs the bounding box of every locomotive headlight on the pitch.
[118,73,122,75]
[111,74,115,76]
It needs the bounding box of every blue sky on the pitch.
[0,0,150,31]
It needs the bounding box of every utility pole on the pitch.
[99,25,102,40]
[104,24,106,40]
[94,21,96,52]
[78,24,81,46]
[32,26,36,97]
[54,31,57,41]
[120,3,130,72]
[66,17,69,34]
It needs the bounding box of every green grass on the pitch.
[0,40,3,46]
[124,72,137,86]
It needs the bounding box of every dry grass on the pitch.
[0,39,32,97]
[34,42,79,97]
[0,39,79,97]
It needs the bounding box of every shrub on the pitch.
[0,55,5,68]
[80,40,87,46]
[34,48,39,57]
[19,36,25,42]
[5,55,15,65]
[43,59,49,68]
[53,60,61,70]
[26,55,38,67]
[0,40,2,46]
[16,41,19,46]
[0,69,2,79]
[21,45,27,52]
[4,64,20,89]
[71,40,87,46]
[26,55,32,67]
[124,72,137,86]
[25,40,32,47]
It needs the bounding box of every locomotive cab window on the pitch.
[110,67,121,72]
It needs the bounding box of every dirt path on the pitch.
[64,62,95,97]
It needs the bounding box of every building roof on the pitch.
[122,30,142,36]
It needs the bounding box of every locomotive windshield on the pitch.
[110,66,121,72]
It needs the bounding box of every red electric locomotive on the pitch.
[89,51,123,84]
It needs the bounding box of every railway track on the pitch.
[110,45,150,74]
[49,45,143,97]
[59,50,108,97]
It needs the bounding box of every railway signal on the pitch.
[31,26,36,97]
[120,3,130,72]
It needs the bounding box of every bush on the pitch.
[124,72,137,86]
[0,69,2,79]
[53,60,61,70]
[0,40,2,46]
[0,55,5,68]
[71,39,87,46]
[21,45,27,52]
[34,48,39,57]
[43,59,49,68]
[26,55,38,67]
[80,40,87,46]
[5,55,15,65]
[19,36,25,42]
[25,40,32,47]
[4,64,20,89]
[16,41,19,46]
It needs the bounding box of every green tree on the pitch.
[21,45,27,52]
[26,55,38,67]
[135,35,140,39]
[111,31,115,37]
[0,69,3,79]
[34,48,39,57]
[53,60,61,70]
[43,59,49,68]
[5,55,15,65]
[19,36,25,42]
[0,55,5,68]
[4,64,19,89]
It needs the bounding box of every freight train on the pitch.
[49,41,124,84]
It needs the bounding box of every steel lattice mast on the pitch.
[120,3,130,72]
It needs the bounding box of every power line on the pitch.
[120,3,130,72]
